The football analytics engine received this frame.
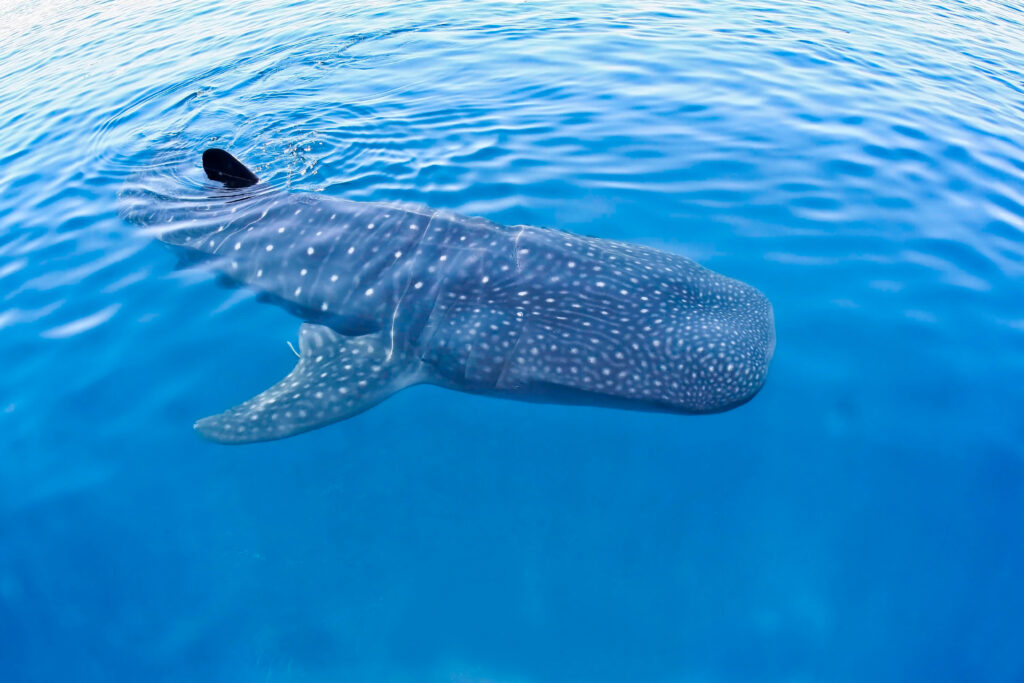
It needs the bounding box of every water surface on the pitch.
[1,1,1023,681]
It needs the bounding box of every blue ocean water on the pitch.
[2,0,1023,680]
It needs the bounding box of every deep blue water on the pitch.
[2,0,1024,680]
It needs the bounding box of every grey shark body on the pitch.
[124,150,775,443]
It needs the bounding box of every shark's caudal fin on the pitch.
[202,148,259,188]
[195,324,422,444]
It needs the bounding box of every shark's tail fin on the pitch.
[202,148,259,188]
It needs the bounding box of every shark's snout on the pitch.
[664,279,775,413]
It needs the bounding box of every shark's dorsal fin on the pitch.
[202,148,259,188]
[194,324,421,444]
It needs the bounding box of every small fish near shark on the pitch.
[121,149,775,444]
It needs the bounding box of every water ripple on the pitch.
[2,0,1024,679]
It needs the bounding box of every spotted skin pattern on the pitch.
[123,169,774,443]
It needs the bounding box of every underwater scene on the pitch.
[1,1,1023,681]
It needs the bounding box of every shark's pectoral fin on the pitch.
[195,324,420,444]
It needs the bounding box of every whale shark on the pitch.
[122,149,775,444]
